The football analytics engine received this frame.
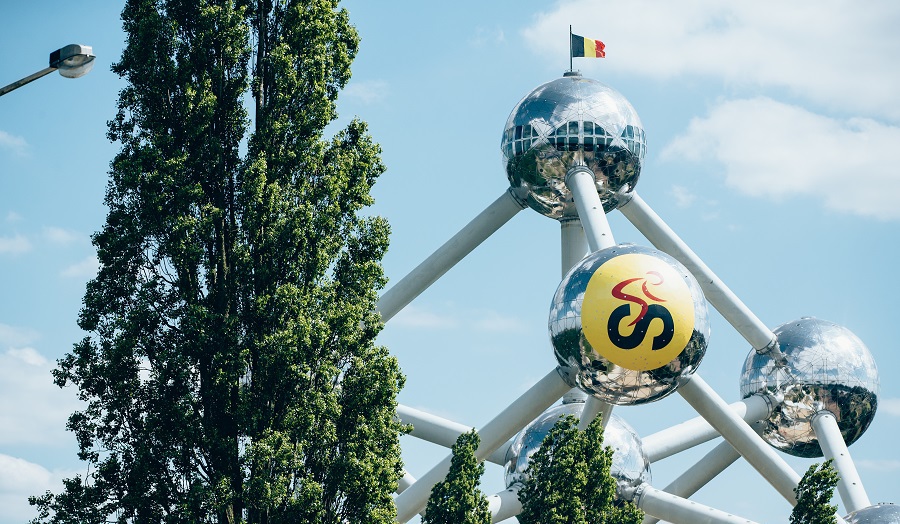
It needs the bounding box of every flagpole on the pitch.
[569,25,573,72]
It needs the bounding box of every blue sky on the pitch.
[1,1,899,522]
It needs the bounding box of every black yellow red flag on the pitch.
[571,33,606,58]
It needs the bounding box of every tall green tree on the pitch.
[790,460,840,524]
[29,1,404,523]
[422,429,491,524]
[518,415,643,524]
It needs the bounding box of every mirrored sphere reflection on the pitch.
[844,503,900,524]
[550,244,709,405]
[740,317,879,458]
[503,397,650,499]
[502,73,645,219]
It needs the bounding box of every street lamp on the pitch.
[0,44,95,97]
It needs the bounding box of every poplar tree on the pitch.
[518,415,643,524]
[422,429,491,524]
[790,460,839,524]
[29,1,405,522]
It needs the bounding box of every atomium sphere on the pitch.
[844,503,900,524]
[503,397,650,498]
[502,72,645,219]
[549,244,709,405]
[740,317,879,458]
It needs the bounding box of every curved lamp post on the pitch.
[0,44,95,97]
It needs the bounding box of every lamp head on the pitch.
[50,44,95,79]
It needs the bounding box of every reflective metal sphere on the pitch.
[549,245,709,405]
[550,244,709,405]
[502,73,645,219]
[503,399,650,498]
[844,503,900,524]
[740,318,879,458]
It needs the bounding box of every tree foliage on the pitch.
[791,460,840,524]
[29,0,404,522]
[518,415,643,524]
[422,429,491,524]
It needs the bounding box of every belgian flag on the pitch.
[571,33,606,58]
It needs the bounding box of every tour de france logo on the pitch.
[581,253,696,371]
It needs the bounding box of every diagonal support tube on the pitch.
[678,374,800,504]
[619,192,781,358]
[642,440,742,524]
[397,470,416,494]
[394,368,571,522]
[634,483,762,524]
[577,396,614,430]
[395,404,509,465]
[643,394,773,462]
[565,167,616,428]
[488,485,523,523]
[377,189,525,322]
[811,411,871,513]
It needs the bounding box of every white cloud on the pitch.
[7,347,48,367]
[523,1,900,120]
[391,305,528,333]
[0,454,76,523]
[5,211,23,223]
[60,255,99,279]
[0,332,81,522]
[42,226,80,246]
[0,347,82,447]
[881,397,900,417]
[0,324,39,348]
[0,130,28,156]
[470,26,506,47]
[0,455,53,493]
[670,185,696,208]
[472,309,529,333]
[661,97,900,220]
[391,305,459,329]
[0,234,32,255]
[342,80,389,105]
[856,459,900,472]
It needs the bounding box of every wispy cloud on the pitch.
[43,226,80,246]
[342,80,389,105]
[391,305,459,329]
[0,234,32,255]
[7,347,48,367]
[0,454,54,493]
[472,309,529,333]
[470,26,506,47]
[390,304,529,334]
[522,1,900,121]
[0,130,28,156]
[0,346,82,447]
[670,185,696,209]
[661,97,900,220]
[60,255,99,279]
[0,454,78,522]
[856,459,900,472]
[881,397,900,417]
[5,211,23,223]
[0,324,39,348]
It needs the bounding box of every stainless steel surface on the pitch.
[502,73,644,219]
[549,244,709,405]
[619,192,779,353]
[844,504,900,524]
[394,368,570,522]
[739,318,879,458]
[503,399,651,498]
[376,190,524,322]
